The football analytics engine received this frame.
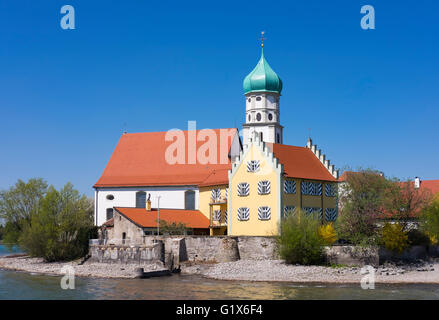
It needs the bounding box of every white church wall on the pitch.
[94,186,199,226]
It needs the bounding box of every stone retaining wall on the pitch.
[89,236,439,268]
[89,242,163,264]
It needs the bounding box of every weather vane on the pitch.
[259,31,266,47]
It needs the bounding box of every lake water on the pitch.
[1,245,439,300]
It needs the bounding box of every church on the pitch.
[94,42,340,241]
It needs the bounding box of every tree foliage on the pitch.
[0,178,48,245]
[383,178,432,230]
[277,211,325,265]
[158,219,189,235]
[0,179,95,261]
[336,169,389,245]
[420,195,439,245]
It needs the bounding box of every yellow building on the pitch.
[226,44,340,236]
[227,133,339,236]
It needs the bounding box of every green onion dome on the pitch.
[243,48,282,95]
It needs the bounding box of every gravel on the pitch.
[182,259,439,284]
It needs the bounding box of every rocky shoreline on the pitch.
[182,259,439,284]
[2,254,439,284]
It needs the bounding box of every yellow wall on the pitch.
[229,144,281,236]
[198,185,228,219]
[282,179,338,222]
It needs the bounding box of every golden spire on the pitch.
[259,31,266,47]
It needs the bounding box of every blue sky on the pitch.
[1,0,438,197]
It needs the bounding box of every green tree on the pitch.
[0,223,4,241]
[0,178,48,245]
[420,195,439,244]
[20,183,95,262]
[277,210,325,265]
[158,220,189,235]
[383,178,432,231]
[336,169,390,245]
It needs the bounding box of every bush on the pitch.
[420,196,439,245]
[277,211,325,265]
[318,223,337,245]
[407,229,430,246]
[20,183,95,262]
[381,223,409,254]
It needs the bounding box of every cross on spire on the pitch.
[259,31,266,47]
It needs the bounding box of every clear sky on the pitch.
[1,0,438,197]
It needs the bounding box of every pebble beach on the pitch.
[2,254,439,284]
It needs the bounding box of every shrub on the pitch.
[20,183,95,262]
[381,222,409,254]
[420,195,439,245]
[336,169,389,245]
[318,223,337,245]
[277,211,324,265]
[407,229,430,246]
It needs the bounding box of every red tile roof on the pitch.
[268,143,337,181]
[114,207,210,229]
[403,180,439,196]
[94,129,237,188]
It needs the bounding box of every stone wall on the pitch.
[324,246,379,266]
[89,242,163,264]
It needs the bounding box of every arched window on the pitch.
[256,96,262,101]
[277,133,280,143]
[185,190,195,210]
[106,208,114,220]
[256,113,261,121]
[260,132,263,141]
[268,113,273,121]
[136,191,146,208]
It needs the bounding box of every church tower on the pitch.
[242,38,283,146]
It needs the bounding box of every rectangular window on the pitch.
[284,180,296,194]
[213,210,221,221]
[325,208,338,221]
[301,181,322,196]
[247,160,260,172]
[258,206,271,220]
[258,181,271,195]
[211,188,221,201]
[224,210,228,225]
[237,182,250,196]
[302,207,323,219]
[283,206,296,218]
[237,207,250,221]
[325,184,337,197]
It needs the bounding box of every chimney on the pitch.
[146,193,152,211]
[414,177,421,189]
